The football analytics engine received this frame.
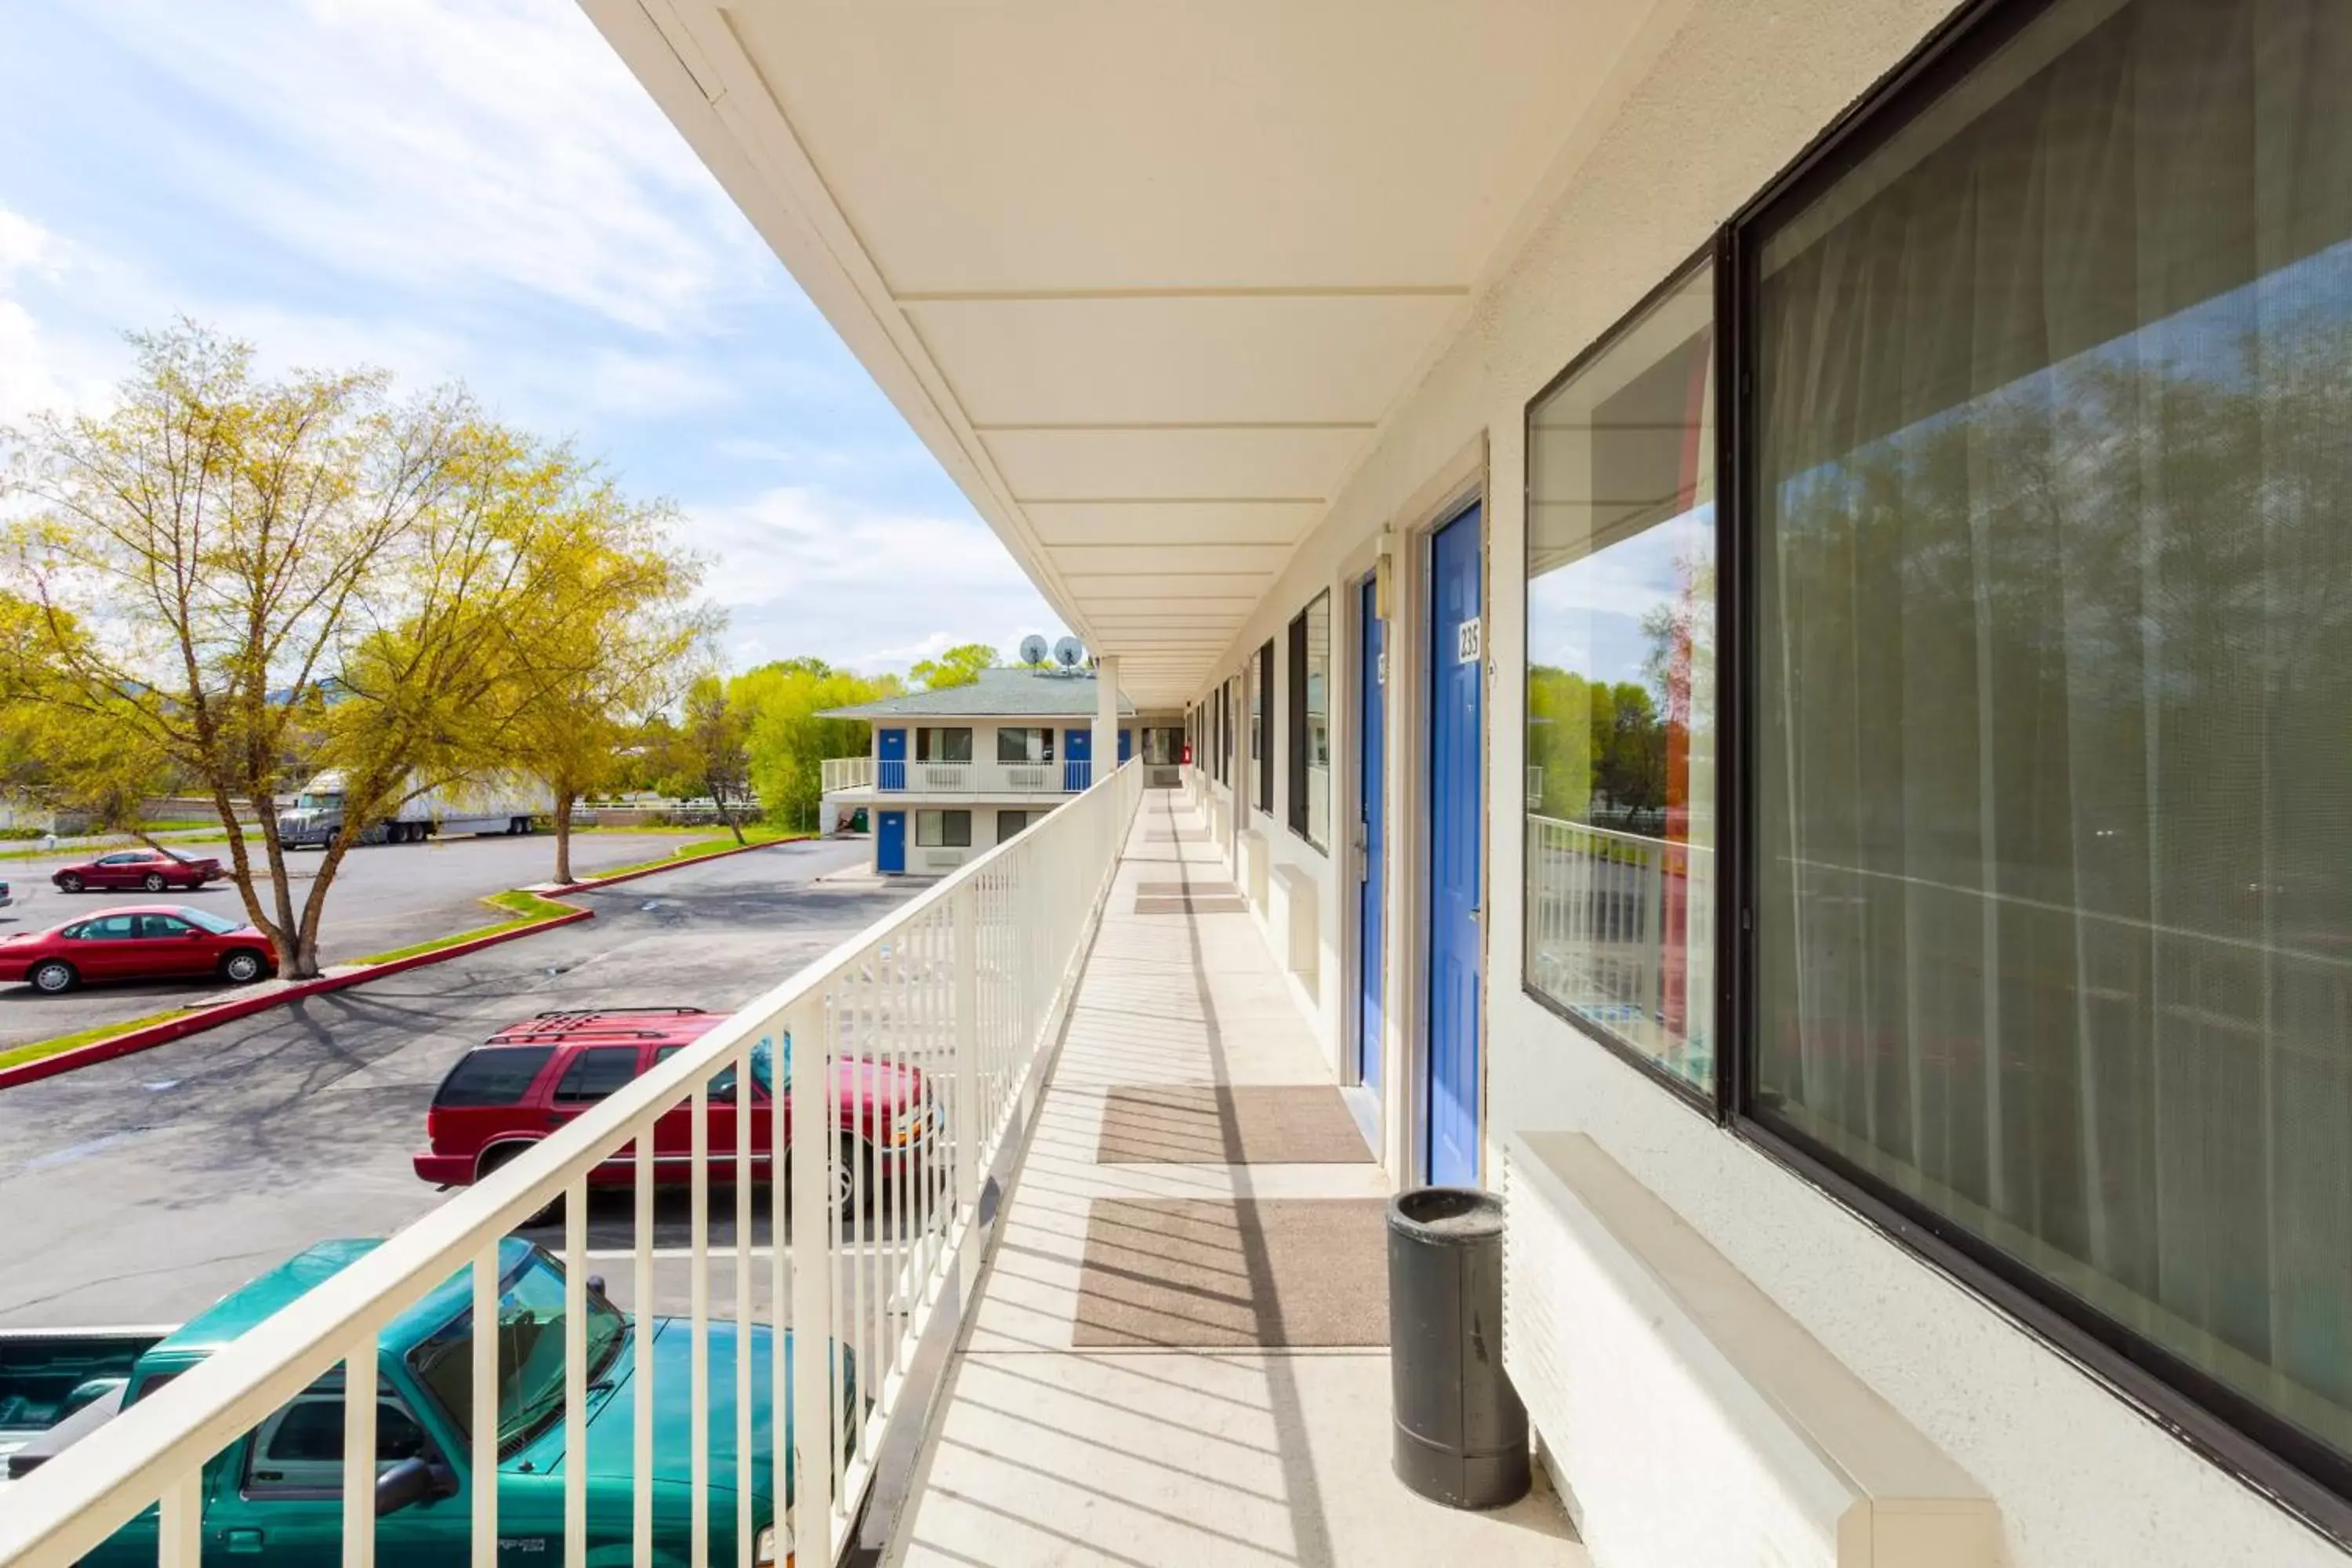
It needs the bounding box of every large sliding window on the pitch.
[1523,260,1716,1094]
[1496,0,2352,1518]
[1286,595,1330,851]
[914,727,972,764]
[996,726,1054,764]
[1749,0,2352,1507]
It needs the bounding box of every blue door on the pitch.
[1064,728,1092,792]
[876,811,906,874]
[878,728,907,791]
[1426,505,1483,1186]
[1358,574,1385,1093]
[1118,728,1132,764]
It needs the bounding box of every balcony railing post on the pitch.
[953,880,981,1300]
[341,1335,376,1568]
[787,995,833,1566]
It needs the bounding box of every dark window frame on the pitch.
[1285,611,1308,838]
[1254,640,1275,814]
[1519,244,1722,1121]
[1507,0,2352,1541]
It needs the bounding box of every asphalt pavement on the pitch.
[0,829,712,1050]
[0,837,920,1327]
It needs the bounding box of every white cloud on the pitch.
[683,487,1066,677]
[0,203,123,423]
[80,0,774,339]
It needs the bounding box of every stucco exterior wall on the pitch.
[1188,0,2346,1562]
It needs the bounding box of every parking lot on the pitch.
[0,829,713,1050]
[0,835,922,1327]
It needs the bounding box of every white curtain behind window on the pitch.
[1757,0,2352,1455]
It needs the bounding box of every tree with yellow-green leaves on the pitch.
[0,321,710,978]
[909,641,996,690]
[735,658,898,831]
[496,475,714,884]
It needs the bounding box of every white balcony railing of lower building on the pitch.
[869,760,1094,796]
[0,762,1145,1568]
[818,756,874,794]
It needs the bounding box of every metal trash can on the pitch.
[1387,1186,1530,1508]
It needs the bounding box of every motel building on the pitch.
[10,3,2351,1568]
[815,665,1186,874]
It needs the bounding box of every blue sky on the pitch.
[0,0,1065,677]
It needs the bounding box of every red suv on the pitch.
[414,1008,934,1208]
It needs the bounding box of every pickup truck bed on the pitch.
[0,1328,167,1486]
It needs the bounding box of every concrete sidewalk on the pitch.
[892,792,1580,1566]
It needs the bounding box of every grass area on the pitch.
[350,887,580,966]
[0,826,263,863]
[576,824,808,880]
[0,1007,198,1073]
[485,888,579,921]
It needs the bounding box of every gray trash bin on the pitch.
[1387,1186,1530,1509]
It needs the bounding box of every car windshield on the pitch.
[176,907,242,935]
[295,793,341,811]
[405,1250,626,1454]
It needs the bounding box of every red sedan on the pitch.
[0,905,278,994]
[52,847,224,894]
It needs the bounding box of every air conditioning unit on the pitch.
[924,849,971,872]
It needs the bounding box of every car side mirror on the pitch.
[586,1275,607,1299]
[376,1457,457,1517]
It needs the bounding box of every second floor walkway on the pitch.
[890,791,1579,1566]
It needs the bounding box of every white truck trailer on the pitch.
[275,770,555,848]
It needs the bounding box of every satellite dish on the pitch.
[1053,636,1085,669]
[1018,633,1050,666]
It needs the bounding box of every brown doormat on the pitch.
[1098,1085,1374,1164]
[1134,895,1250,914]
[1135,880,1240,897]
[1073,1197,1389,1348]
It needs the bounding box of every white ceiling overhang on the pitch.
[586,0,1676,707]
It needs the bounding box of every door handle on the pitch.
[222,1529,265,1554]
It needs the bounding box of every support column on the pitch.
[1093,653,1120,786]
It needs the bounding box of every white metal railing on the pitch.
[0,762,1146,1568]
[872,761,1085,796]
[1525,813,1715,1077]
[820,757,874,794]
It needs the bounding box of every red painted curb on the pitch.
[0,907,597,1091]
[546,833,803,895]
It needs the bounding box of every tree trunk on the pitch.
[553,793,575,885]
[712,780,746,844]
[288,828,359,982]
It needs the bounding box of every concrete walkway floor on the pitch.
[893,791,1581,1566]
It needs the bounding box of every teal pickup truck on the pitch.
[2,1238,835,1567]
